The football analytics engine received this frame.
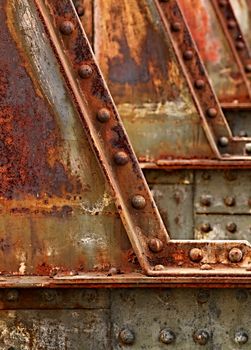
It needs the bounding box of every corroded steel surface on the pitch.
[178,0,251,104]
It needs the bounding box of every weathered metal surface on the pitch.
[0,288,248,349]
[178,0,251,104]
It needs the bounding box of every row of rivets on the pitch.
[119,327,248,345]
[189,247,243,263]
[217,0,251,73]
[163,1,234,151]
[200,222,237,233]
[59,19,148,215]
[200,195,236,207]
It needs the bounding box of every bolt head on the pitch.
[207,108,218,118]
[97,108,110,123]
[229,247,243,263]
[78,64,93,79]
[159,329,176,344]
[234,331,249,345]
[189,248,203,262]
[60,21,74,35]
[194,79,205,89]
[193,330,210,345]
[200,222,212,233]
[183,50,193,60]
[114,151,129,165]
[245,143,251,154]
[171,22,181,32]
[118,328,135,345]
[226,222,237,233]
[148,238,164,253]
[224,196,235,207]
[218,136,229,147]
[131,195,146,209]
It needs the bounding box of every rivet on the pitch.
[193,330,210,345]
[183,50,193,60]
[59,21,74,35]
[159,329,176,344]
[236,40,245,50]
[148,238,164,253]
[6,290,19,302]
[200,195,211,207]
[245,143,251,154]
[97,108,110,123]
[200,264,213,270]
[229,248,243,263]
[234,330,249,345]
[226,222,237,233]
[245,64,251,73]
[224,196,235,207]
[189,248,203,262]
[107,267,118,276]
[227,19,236,29]
[118,328,135,345]
[200,223,212,233]
[194,79,205,89]
[76,5,85,16]
[154,264,165,271]
[131,195,146,209]
[197,290,210,303]
[239,130,248,137]
[207,108,218,118]
[218,136,229,147]
[78,64,93,79]
[114,151,129,165]
[171,22,181,32]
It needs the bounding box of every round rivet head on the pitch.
[6,290,19,302]
[148,238,164,253]
[245,64,251,73]
[183,50,193,60]
[193,330,210,345]
[224,196,235,207]
[118,328,135,345]
[189,248,203,262]
[194,79,205,89]
[226,222,237,233]
[218,136,229,147]
[200,195,211,207]
[76,5,85,16]
[229,248,243,263]
[227,19,236,29]
[207,108,218,118]
[236,40,245,50]
[131,195,146,209]
[154,264,165,271]
[234,330,249,345]
[114,151,129,165]
[171,22,181,32]
[245,143,251,154]
[159,329,176,344]
[200,222,212,233]
[239,130,248,137]
[78,64,93,79]
[60,21,74,35]
[97,108,110,123]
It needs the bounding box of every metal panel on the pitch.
[194,170,251,214]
